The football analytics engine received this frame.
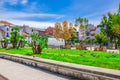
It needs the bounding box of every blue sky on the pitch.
[0,0,120,29]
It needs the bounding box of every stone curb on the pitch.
[0,52,120,80]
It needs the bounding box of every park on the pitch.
[0,0,120,80]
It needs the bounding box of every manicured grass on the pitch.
[0,48,120,70]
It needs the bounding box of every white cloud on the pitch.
[21,0,28,5]
[89,19,101,26]
[0,11,61,29]
[84,6,118,26]
[8,0,18,5]
[0,9,63,29]
[8,20,54,29]
[0,0,28,5]
[0,11,64,19]
[0,0,18,5]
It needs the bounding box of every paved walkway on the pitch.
[0,75,8,80]
[0,59,73,80]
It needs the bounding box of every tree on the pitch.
[75,17,88,41]
[31,33,48,54]
[94,32,107,48]
[84,37,91,44]
[100,4,120,49]
[10,26,20,48]
[53,22,63,39]
[69,23,76,45]
[31,33,40,54]
[0,37,9,48]
[53,20,76,46]
[62,20,71,45]
[111,11,120,52]
[100,13,115,42]
[18,35,26,48]
[69,23,76,38]
[112,14,120,35]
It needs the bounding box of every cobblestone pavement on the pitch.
[0,59,75,80]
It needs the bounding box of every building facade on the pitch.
[86,24,101,39]
[0,20,13,38]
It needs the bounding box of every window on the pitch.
[7,28,9,31]
[6,33,9,37]
[11,29,13,31]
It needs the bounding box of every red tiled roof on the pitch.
[0,20,13,26]
[90,26,97,32]
[45,27,53,35]
[22,32,29,36]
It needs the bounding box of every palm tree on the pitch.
[10,26,20,48]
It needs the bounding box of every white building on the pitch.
[48,38,65,46]
[0,20,13,39]
[0,21,33,43]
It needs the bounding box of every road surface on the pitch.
[0,59,76,80]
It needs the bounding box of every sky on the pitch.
[0,0,120,29]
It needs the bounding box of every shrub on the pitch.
[76,45,82,50]
[63,45,71,49]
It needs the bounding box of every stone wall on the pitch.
[0,53,120,80]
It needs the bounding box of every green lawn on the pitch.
[0,48,120,70]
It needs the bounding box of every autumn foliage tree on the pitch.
[69,22,76,44]
[62,20,71,45]
[53,20,76,46]
[53,22,63,39]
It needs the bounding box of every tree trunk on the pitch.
[12,40,17,48]
[37,45,42,54]
[115,43,117,49]
[65,40,67,46]
[32,41,37,54]
[1,41,8,48]
[118,44,120,54]
[12,32,17,48]
[107,38,112,49]
[4,41,8,48]
[119,46,120,54]
[100,44,102,48]
[32,40,42,55]
[1,42,4,48]
[18,40,23,48]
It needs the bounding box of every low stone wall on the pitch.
[0,53,120,80]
